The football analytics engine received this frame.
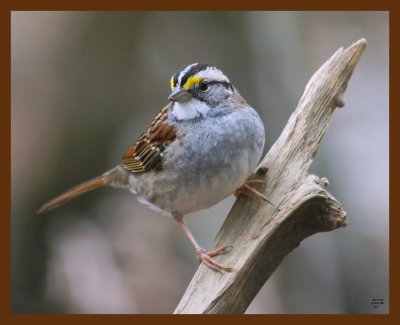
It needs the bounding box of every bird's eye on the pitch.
[198,81,209,92]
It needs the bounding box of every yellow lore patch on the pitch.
[183,76,203,90]
[170,77,175,90]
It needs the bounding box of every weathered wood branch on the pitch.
[174,39,367,314]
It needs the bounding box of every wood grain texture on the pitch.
[174,39,367,314]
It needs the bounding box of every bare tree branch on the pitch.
[174,38,367,314]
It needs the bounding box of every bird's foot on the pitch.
[234,180,273,205]
[196,246,233,272]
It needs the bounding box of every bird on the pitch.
[37,63,267,272]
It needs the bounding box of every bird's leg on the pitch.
[235,179,273,205]
[175,217,233,272]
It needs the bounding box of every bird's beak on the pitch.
[168,88,192,102]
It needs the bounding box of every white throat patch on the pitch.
[172,100,211,121]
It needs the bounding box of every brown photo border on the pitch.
[2,0,398,323]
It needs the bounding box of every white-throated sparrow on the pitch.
[38,63,266,272]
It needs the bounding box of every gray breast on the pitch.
[131,106,265,215]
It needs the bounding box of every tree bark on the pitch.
[174,39,367,314]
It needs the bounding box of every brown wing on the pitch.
[121,103,177,173]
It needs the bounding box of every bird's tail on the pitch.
[37,166,128,214]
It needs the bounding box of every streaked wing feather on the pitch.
[121,103,176,173]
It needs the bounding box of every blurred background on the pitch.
[11,11,388,313]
